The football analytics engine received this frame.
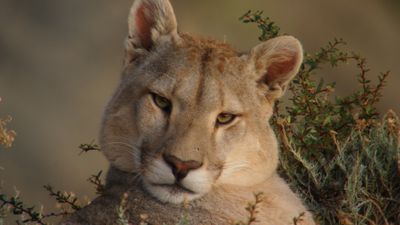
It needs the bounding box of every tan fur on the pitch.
[61,0,315,224]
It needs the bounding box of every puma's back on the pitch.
[61,0,315,224]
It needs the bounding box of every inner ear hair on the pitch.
[125,0,179,64]
[251,36,303,100]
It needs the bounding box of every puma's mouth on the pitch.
[154,182,196,194]
[142,159,213,203]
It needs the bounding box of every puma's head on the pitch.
[100,0,303,204]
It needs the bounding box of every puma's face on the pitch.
[101,0,303,204]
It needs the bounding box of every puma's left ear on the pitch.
[249,36,303,100]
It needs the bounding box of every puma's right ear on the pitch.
[125,0,179,64]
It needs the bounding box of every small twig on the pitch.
[87,171,105,195]
[234,192,264,225]
[116,193,130,225]
[293,212,306,225]
[0,194,47,225]
[239,10,280,41]
[43,185,82,211]
[79,141,101,154]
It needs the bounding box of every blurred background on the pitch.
[0,0,399,223]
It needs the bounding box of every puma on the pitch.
[61,0,315,224]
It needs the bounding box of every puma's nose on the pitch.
[163,154,203,181]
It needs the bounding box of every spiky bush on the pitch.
[241,10,400,225]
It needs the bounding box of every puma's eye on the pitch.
[216,113,236,126]
[151,93,172,113]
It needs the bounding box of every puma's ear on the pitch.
[125,0,179,63]
[249,36,303,100]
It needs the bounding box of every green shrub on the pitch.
[241,10,400,225]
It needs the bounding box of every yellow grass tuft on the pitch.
[0,104,16,149]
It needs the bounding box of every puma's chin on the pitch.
[143,181,205,204]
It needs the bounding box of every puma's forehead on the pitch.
[129,34,254,112]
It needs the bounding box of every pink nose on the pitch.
[163,154,203,181]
